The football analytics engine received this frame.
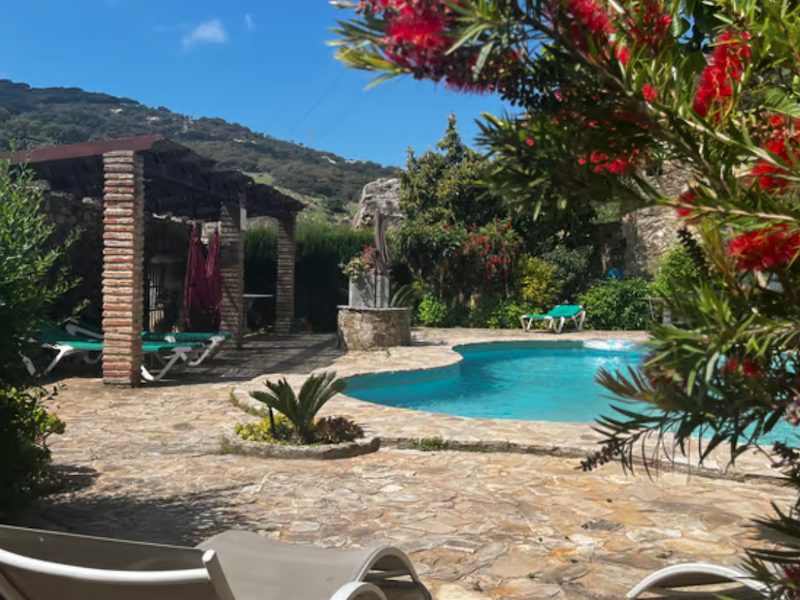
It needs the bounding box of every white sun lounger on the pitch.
[0,525,432,600]
[627,562,769,599]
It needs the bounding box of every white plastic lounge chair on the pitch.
[627,562,769,599]
[0,524,431,600]
[520,305,587,333]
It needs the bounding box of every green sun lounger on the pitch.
[28,325,203,382]
[520,305,586,333]
[66,319,231,367]
[144,332,232,366]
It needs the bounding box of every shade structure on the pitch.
[205,228,222,330]
[184,223,210,330]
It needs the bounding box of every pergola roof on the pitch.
[8,135,305,220]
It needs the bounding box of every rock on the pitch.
[352,177,402,229]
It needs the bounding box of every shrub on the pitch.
[417,295,448,326]
[0,388,65,515]
[315,416,365,444]
[235,414,294,443]
[651,244,702,298]
[467,298,539,329]
[235,408,363,445]
[0,158,71,516]
[541,245,594,301]
[578,278,652,331]
[515,255,562,308]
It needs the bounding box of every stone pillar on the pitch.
[102,151,145,386]
[275,213,297,335]
[220,197,244,349]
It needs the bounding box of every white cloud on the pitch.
[182,19,228,48]
[245,14,255,31]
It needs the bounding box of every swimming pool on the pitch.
[345,341,796,445]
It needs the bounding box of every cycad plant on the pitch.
[249,371,346,444]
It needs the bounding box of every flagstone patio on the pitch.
[23,329,796,600]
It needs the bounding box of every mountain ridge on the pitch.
[0,79,398,222]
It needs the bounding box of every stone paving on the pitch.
[21,329,798,600]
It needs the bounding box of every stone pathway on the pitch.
[22,329,797,600]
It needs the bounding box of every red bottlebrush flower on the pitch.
[629,0,672,49]
[480,237,485,243]
[642,83,657,102]
[727,225,800,271]
[676,189,698,219]
[693,30,751,118]
[751,119,800,192]
[566,0,615,52]
[616,44,631,65]
[526,137,535,146]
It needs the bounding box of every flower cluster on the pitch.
[675,188,700,219]
[341,245,376,280]
[727,225,800,272]
[358,0,515,93]
[751,115,800,192]
[627,0,672,49]
[723,358,762,378]
[579,148,640,174]
[565,0,614,53]
[692,30,751,118]
[461,218,522,282]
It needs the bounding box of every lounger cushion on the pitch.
[198,530,382,600]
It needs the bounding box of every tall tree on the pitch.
[401,113,502,226]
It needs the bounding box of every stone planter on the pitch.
[348,274,390,308]
[223,433,381,460]
[338,306,412,350]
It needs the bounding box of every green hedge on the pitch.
[245,223,374,332]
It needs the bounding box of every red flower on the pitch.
[526,137,535,146]
[566,0,615,52]
[642,83,657,102]
[616,44,631,65]
[629,0,672,49]
[751,119,800,192]
[693,31,751,118]
[724,358,761,377]
[727,225,800,271]
[676,189,699,219]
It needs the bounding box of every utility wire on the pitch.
[284,73,345,138]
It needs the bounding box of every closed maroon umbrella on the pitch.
[205,228,222,330]
[184,223,209,330]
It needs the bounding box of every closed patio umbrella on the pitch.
[184,223,209,330]
[205,228,222,330]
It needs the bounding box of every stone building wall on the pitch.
[620,162,692,277]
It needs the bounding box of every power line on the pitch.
[284,73,344,138]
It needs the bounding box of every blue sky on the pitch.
[0,0,510,167]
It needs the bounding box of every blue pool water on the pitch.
[345,341,797,445]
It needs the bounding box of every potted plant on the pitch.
[341,246,389,308]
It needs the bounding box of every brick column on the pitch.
[102,151,145,386]
[275,213,297,335]
[220,197,244,349]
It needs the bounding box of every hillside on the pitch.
[0,80,398,221]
